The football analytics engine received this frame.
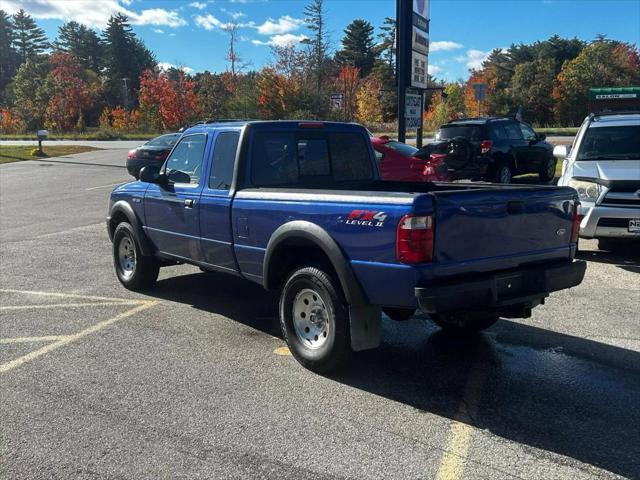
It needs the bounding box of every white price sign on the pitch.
[411,51,428,89]
[405,93,422,129]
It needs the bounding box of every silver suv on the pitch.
[555,112,640,251]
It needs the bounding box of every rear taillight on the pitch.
[396,214,434,264]
[422,164,435,177]
[127,150,135,160]
[480,140,493,154]
[571,201,582,243]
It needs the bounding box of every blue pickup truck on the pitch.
[107,121,586,372]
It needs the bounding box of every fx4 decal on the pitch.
[343,210,387,227]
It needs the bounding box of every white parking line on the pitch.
[1,302,139,311]
[0,300,158,373]
[1,335,71,344]
[0,288,144,304]
[86,181,128,191]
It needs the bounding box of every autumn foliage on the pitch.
[139,69,200,130]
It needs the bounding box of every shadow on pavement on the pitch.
[151,271,640,478]
[577,243,640,274]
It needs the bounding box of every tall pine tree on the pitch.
[102,14,155,108]
[54,21,103,71]
[335,19,377,77]
[12,9,48,64]
[0,10,18,96]
[301,0,331,116]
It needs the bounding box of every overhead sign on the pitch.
[405,92,422,129]
[411,52,428,89]
[412,27,429,55]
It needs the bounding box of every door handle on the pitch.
[184,199,195,208]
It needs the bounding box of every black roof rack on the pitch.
[590,110,640,119]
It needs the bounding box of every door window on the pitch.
[519,123,537,142]
[209,131,240,190]
[504,122,524,141]
[164,134,207,185]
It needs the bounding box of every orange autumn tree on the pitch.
[45,52,99,131]
[139,69,200,130]
[335,66,360,121]
[464,68,496,117]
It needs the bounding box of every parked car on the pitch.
[371,136,449,182]
[126,133,181,179]
[107,120,585,373]
[417,118,557,184]
[555,111,640,251]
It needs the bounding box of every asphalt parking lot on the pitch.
[1,148,639,479]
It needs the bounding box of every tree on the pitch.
[9,58,51,130]
[102,14,156,108]
[139,69,200,130]
[335,65,360,121]
[377,17,396,71]
[553,40,640,125]
[355,77,383,125]
[54,21,103,71]
[11,9,48,64]
[0,10,17,97]
[223,23,249,78]
[195,71,231,120]
[302,0,331,116]
[511,59,556,125]
[465,68,496,117]
[443,83,466,117]
[44,52,100,131]
[335,19,377,77]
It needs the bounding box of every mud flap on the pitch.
[349,305,382,351]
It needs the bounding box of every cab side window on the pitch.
[209,131,240,190]
[520,123,537,142]
[165,134,207,185]
[504,122,524,141]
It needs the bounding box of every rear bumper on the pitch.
[415,260,586,315]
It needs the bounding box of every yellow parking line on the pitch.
[1,335,71,344]
[0,301,159,374]
[273,346,292,356]
[0,288,145,304]
[0,302,139,311]
[435,354,488,480]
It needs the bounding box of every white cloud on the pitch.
[428,64,443,76]
[458,49,491,69]
[0,0,187,28]
[194,13,229,30]
[188,2,207,10]
[252,33,308,47]
[256,15,303,35]
[221,8,246,20]
[430,41,463,52]
[158,62,194,74]
[152,28,164,34]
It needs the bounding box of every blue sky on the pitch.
[3,0,639,81]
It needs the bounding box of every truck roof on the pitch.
[182,120,368,136]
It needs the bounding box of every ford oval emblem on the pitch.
[556,228,566,236]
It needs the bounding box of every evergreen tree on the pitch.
[302,0,331,117]
[102,14,155,108]
[54,21,103,71]
[0,10,17,96]
[377,17,396,71]
[335,19,377,77]
[12,9,49,64]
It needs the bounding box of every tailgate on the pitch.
[432,187,578,263]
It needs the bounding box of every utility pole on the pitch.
[396,0,407,143]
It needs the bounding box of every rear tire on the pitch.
[432,312,499,335]
[279,266,351,373]
[539,156,556,183]
[112,222,160,291]
[491,162,513,184]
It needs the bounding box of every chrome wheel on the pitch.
[117,236,136,279]
[292,288,330,350]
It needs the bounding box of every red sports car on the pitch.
[371,136,450,182]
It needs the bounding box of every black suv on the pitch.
[417,118,556,183]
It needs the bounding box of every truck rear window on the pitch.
[251,132,373,186]
[437,125,484,142]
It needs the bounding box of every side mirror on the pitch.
[537,133,546,141]
[553,145,568,160]
[139,165,162,183]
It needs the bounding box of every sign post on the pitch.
[397,0,429,145]
[37,130,48,155]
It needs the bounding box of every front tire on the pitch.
[279,266,351,373]
[432,311,499,335]
[112,222,160,291]
[539,156,556,183]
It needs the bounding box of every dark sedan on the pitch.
[126,133,181,178]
